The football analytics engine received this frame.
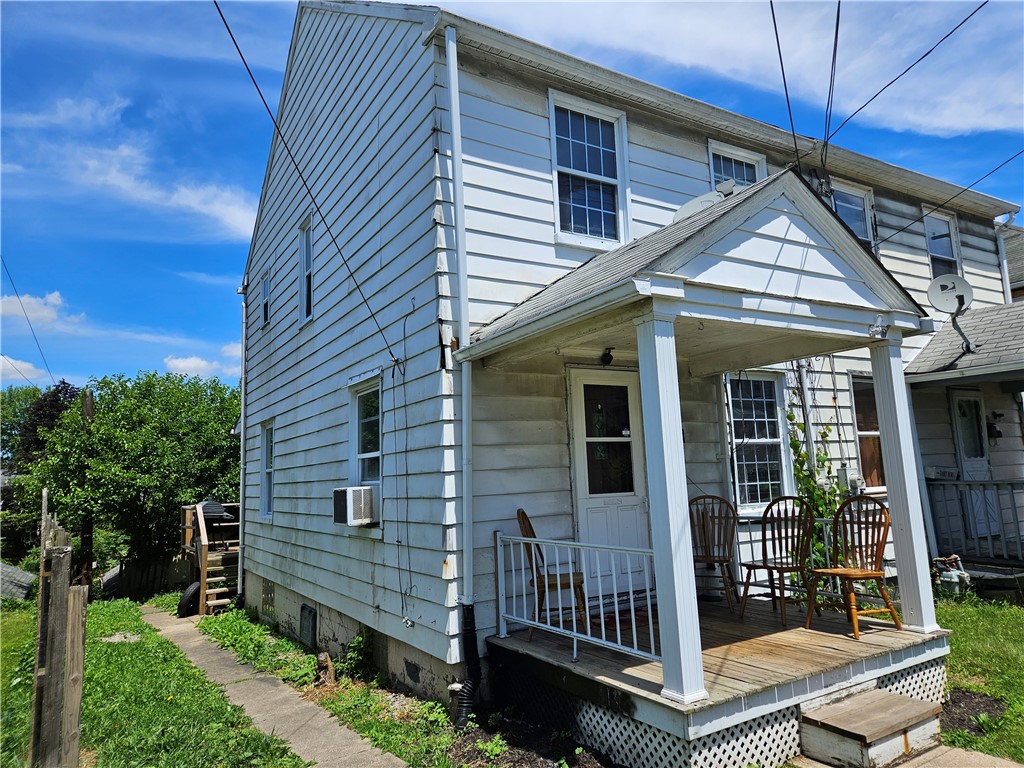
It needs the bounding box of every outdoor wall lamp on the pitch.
[601,348,614,366]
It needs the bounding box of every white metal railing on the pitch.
[927,480,1024,562]
[495,533,659,662]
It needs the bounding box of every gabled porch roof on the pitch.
[461,169,926,376]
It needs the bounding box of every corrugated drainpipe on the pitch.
[446,25,480,730]
[797,360,815,471]
[237,288,247,602]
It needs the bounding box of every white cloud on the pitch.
[446,1,1022,138]
[220,342,242,360]
[177,272,243,288]
[5,96,131,130]
[1,356,47,386]
[0,291,85,328]
[164,344,242,379]
[68,141,257,241]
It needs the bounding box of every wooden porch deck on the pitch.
[488,597,949,738]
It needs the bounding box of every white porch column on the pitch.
[635,310,708,704]
[869,335,940,633]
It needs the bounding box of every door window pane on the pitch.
[956,400,985,460]
[586,442,634,495]
[584,384,630,438]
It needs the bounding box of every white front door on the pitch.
[951,392,998,537]
[569,368,651,597]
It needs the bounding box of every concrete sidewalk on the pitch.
[793,744,1021,767]
[141,606,406,768]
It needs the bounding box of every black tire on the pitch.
[178,581,201,617]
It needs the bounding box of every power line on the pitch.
[820,1,842,175]
[1,353,38,387]
[212,1,401,367]
[769,0,802,176]
[1,255,57,386]
[826,1,988,144]
[874,149,1023,249]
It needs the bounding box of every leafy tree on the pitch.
[22,372,240,561]
[0,384,42,465]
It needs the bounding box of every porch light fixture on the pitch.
[601,348,614,366]
[867,315,889,339]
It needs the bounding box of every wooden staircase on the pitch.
[800,688,942,768]
[181,503,240,615]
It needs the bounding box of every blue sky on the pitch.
[2,0,1021,389]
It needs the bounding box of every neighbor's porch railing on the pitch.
[495,533,659,662]
[927,480,1024,562]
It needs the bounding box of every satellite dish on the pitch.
[673,190,724,223]
[926,275,974,315]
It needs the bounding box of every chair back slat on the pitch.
[760,496,815,567]
[688,495,738,562]
[833,495,890,571]
[516,507,544,577]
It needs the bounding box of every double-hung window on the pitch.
[260,423,274,520]
[924,212,959,278]
[728,375,788,509]
[299,216,313,321]
[831,181,874,251]
[261,272,270,327]
[709,140,766,190]
[551,93,625,245]
[354,384,381,486]
[852,378,885,489]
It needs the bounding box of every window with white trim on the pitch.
[831,182,874,251]
[299,216,313,321]
[550,93,626,245]
[261,272,270,327]
[353,383,381,486]
[924,212,959,278]
[709,140,766,190]
[260,423,274,520]
[728,375,789,508]
[852,378,886,489]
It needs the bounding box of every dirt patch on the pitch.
[942,689,1006,735]
[99,632,141,643]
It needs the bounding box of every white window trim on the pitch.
[261,271,270,328]
[260,421,274,521]
[725,371,793,515]
[851,376,886,494]
[707,140,767,190]
[830,179,876,250]
[923,209,962,278]
[298,214,314,323]
[350,379,382,489]
[548,89,631,249]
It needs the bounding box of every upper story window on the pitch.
[831,182,875,251]
[261,272,270,327]
[852,378,885,490]
[354,383,381,485]
[728,374,789,510]
[550,92,627,246]
[299,216,313,321]
[924,212,959,278]
[709,140,766,190]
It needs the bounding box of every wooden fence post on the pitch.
[39,545,72,767]
[28,496,52,768]
[59,586,88,768]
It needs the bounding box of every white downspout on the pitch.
[236,288,247,599]
[996,212,1016,304]
[797,360,816,466]
[446,25,473,607]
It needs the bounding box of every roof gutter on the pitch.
[905,360,1024,385]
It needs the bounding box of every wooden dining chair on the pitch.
[739,496,816,625]
[688,495,740,610]
[516,508,588,640]
[805,495,902,639]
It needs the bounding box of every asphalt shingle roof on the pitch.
[905,301,1024,378]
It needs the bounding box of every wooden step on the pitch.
[206,598,234,608]
[800,689,941,768]
[205,576,227,584]
[205,587,232,597]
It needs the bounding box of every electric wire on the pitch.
[1,353,38,387]
[769,0,802,176]
[826,1,988,146]
[213,0,400,367]
[820,1,842,175]
[1,255,57,386]
[874,149,1023,249]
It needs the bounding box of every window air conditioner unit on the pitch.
[334,486,376,527]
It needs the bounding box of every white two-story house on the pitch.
[238,3,1021,766]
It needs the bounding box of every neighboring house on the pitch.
[239,3,1021,766]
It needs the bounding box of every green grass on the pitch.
[1,599,308,767]
[1,601,37,768]
[937,595,1024,762]
[148,591,183,615]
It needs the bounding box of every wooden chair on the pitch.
[739,496,816,625]
[805,495,902,639]
[516,508,588,641]
[688,495,740,610]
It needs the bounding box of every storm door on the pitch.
[951,392,998,538]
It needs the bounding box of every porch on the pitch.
[488,599,948,768]
[927,479,1024,564]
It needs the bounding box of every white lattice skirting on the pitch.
[878,657,947,703]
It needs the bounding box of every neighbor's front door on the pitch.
[569,368,651,598]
